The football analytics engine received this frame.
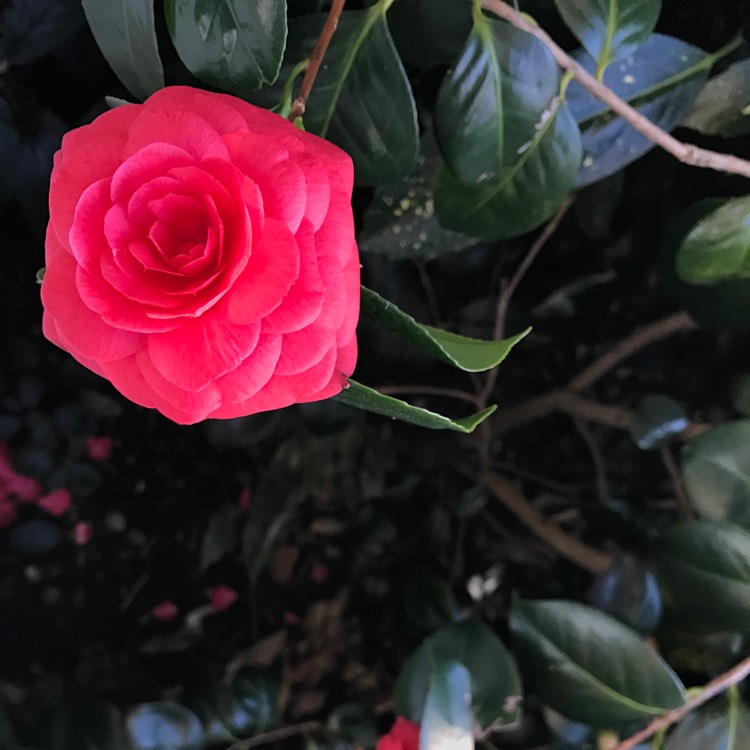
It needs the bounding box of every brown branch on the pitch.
[568,311,698,392]
[482,0,750,180]
[613,656,750,750]
[226,721,325,750]
[479,469,613,574]
[573,418,609,505]
[288,0,347,121]
[659,445,694,520]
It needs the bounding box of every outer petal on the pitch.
[147,308,262,391]
[143,87,250,135]
[49,105,139,248]
[42,227,143,361]
[123,111,230,161]
[215,333,282,404]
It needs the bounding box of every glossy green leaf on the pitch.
[676,196,750,285]
[217,667,280,738]
[82,0,163,101]
[683,59,750,138]
[629,394,688,451]
[394,618,522,731]
[659,625,746,678]
[567,34,712,188]
[361,286,530,372]
[681,421,750,526]
[388,0,471,69]
[661,199,750,331]
[553,0,660,71]
[334,380,496,433]
[327,704,378,748]
[653,520,750,631]
[419,660,473,750]
[510,598,685,726]
[435,13,560,185]
[286,1,418,185]
[359,134,475,261]
[165,0,286,96]
[435,96,581,240]
[125,702,204,750]
[663,694,750,750]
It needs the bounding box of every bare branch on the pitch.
[289,0,347,121]
[614,656,750,750]
[482,0,750,179]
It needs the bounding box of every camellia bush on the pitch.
[2,0,750,749]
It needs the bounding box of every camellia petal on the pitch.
[41,86,360,424]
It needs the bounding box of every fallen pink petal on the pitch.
[209,584,238,612]
[85,436,113,463]
[37,488,72,517]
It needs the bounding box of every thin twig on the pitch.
[659,445,694,521]
[569,311,698,392]
[376,384,482,407]
[288,0,347,121]
[479,469,613,574]
[573,418,609,505]
[482,0,750,179]
[480,196,574,406]
[226,721,325,750]
[613,656,750,750]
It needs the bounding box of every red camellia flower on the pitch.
[376,718,420,750]
[42,86,360,424]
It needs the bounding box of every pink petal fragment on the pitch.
[38,488,72,517]
[209,584,238,612]
[42,229,144,360]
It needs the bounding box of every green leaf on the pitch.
[217,667,280,738]
[394,618,522,731]
[81,0,164,101]
[629,394,688,451]
[165,0,287,96]
[661,199,750,331]
[681,421,750,526]
[361,286,530,372]
[675,196,750,285]
[567,34,711,188]
[419,660,474,750]
[435,96,581,240]
[553,0,660,72]
[510,598,685,726]
[334,380,496,433]
[125,702,205,750]
[286,1,418,185]
[683,59,750,138]
[663,694,750,750]
[388,0,471,69]
[653,520,750,631]
[359,134,475,261]
[435,13,561,185]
